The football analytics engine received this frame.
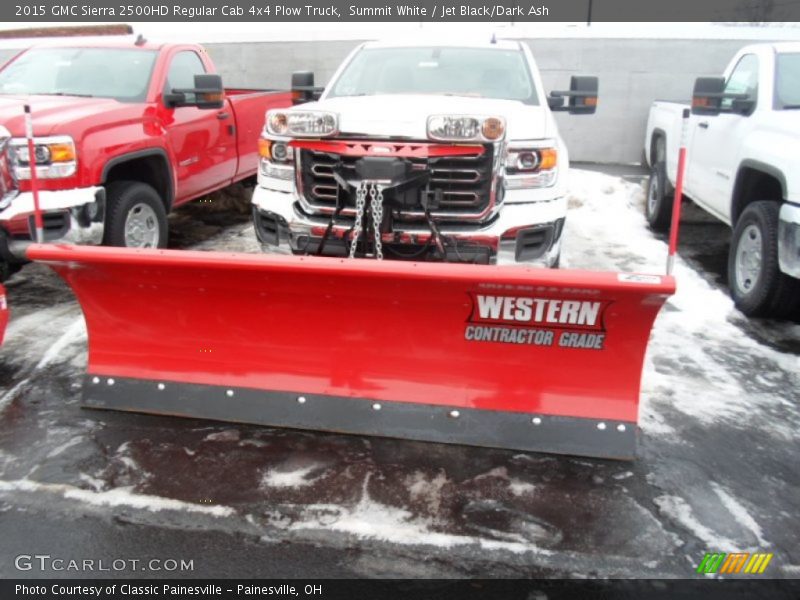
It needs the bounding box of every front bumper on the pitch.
[778,202,800,279]
[0,186,105,261]
[252,185,566,265]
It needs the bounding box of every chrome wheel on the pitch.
[734,223,763,295]
[124,203,160,248]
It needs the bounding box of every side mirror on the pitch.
[165,74,225,110]
[691,77,725,116]
[291,71,323,105]
[548,76,598,115]
[691,76,754,117]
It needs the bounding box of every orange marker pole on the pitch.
[667,108,690,275]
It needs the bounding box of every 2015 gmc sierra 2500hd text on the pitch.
[251,38,597,265]
[0,39,293,280]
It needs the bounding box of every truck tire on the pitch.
[103,181,168,249]
[728,201,800,318]
[645,162,673,232]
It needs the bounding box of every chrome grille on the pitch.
[298,144,495,218]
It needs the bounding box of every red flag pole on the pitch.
[666,108,690,275]
[24,104,43,243]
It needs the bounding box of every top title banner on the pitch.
[4,0,800,22]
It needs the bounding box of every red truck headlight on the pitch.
[10,136,77,179]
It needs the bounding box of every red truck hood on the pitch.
[0,94,123,137]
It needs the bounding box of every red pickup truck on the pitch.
[0,39,293,280]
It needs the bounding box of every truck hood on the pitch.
[0,94,123,137]
[302,94,553,141]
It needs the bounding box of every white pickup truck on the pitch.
[644,42,800,318]
[251,39,597,266]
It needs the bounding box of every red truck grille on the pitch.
[297,143,496,220]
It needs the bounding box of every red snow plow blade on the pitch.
[28,244,674,459]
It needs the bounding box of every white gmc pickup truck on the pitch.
[252,39,597,266]
[645,42,800,318]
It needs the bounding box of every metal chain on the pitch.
[349,180,368,258]
[370,184,384,260]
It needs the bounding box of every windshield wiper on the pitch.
[0,91,96,98]
[781,104,800,109]
[45,92,95,98]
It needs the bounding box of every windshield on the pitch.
[775,53,800,109]
[0,47,158,102]
[328,46,538,104]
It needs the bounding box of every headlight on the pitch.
[10,135,77,179]
[504,146,558,190]
[505,148,557,173]
[266,110,337,137]
[427,115,506,142]
[271,142,292,162]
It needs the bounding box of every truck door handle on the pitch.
[698,121,709,129]
[217,112,230,120]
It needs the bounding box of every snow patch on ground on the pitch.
[46,436,83,459]
[467,466,536,497]
[0,478,234,517]
[0,315,86,412]
[0,379,33,413]
[508,480,536,496]
[34,317,86,371]
[781,565,800,575]
[204,429,241,443]
[78,473,105,492]
[109,441,152,483]
[566,169,800,440]
[472,467,510,481]
[654,494,738,551]
[261,464,322,489]
[711,482,769,547]
[405,470,449,513]
[284,476,551,554]
[239,439,268,448]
